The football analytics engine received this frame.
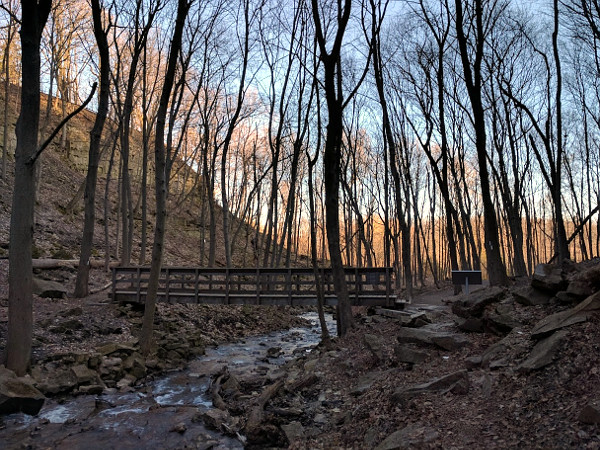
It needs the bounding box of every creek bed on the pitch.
[0,312,334,449]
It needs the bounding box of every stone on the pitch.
[352,372,377,396]
[32,277,68,298]
[531,263,568,294]
[170,422,187,434]
[517,330,567,373]
[78,384,104,395]
[531,291,600,339]
[430,333,470,351]
[32,366,78,395]
[0,367,45,415]
[116,374,137,389]
[455,317,484,333]
[392,370,469,403]
[513,286,551,306]
[451,287,506,318]
[50,319,84,334]
[364,333,385,361]
[567,280,594,300]
[199,408,236,432]
[96,342,136,356]
[465,356,482,370]
[70,364,99,385]
[394,345,428,365]
[122,352,147,379]
[397,327,468,352]
[267,347,283,358]
[485,313,521,334]
[555,291,579,304]
[281,421,304,443]
[375,423,439,450]
[579,400,600,424]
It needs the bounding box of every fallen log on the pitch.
[244,379,284,435]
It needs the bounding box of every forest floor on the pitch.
[1,258,599,449]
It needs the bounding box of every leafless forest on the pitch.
[2,0,600,370]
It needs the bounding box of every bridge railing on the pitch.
[111,266,397,307]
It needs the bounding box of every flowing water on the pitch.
[0,313,334,449]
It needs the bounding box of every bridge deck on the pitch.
[111,266,401,307]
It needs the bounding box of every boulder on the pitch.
[451,287,506,318]
[32,366,78,395]
[122,352,147,379]
[96,342,137,356]
[375,423,439,450]
[430,333,469,351]
[351,372,377,396]
[517,330,566,373]
[0,367,45,415]
[394,345,428,365]
[531,263,567,294]
[392,370,469,403]
[32,277,67,299]
[579,400,600,424]
[530,292,600,339]
[485,313,521,334]
[513,286,551,306]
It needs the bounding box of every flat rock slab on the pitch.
[375,423,439,450]
[451,287,506,318]
[392,370,469,403]
[531,292,600,339]
[397,327,469,351]
[517,330,567,373]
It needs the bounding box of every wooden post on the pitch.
[136,266,141,304]
[194,268,199,304]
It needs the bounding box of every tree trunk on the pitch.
[5,0,52,376]
[140,0,190,356]
[74,0,110,298]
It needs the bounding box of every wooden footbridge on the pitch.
[111,266,401,307]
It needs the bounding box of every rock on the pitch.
[70,364,99,385]
[32,277,67,298]
[50,319,84,334]
[267,347,283,358]
[0,367,46,415]
[531,263,567,294]
[375,423,439,450]
[364,333,385,361]
[313,413,327,424]
[403,312,431,328]
[513,286,551,306]
[579,400,600,424]
[32,366,78,395]
[517,330,567,373]
[555,291,579,305]
[78,384,104,395]
[392,370,469,403]
[485,313,521,334]
[567,280,594,300]
[451,287,506,318]
[199,408,236,433]
[352,372,377,396]
[394,345,428,365]
[96,342,136,356]
[430,333,469,351]
[281,421,304,443]
[122,352,147,379]
[116,374,137,389]
[170,422,187,434]
[465,356,482,370]
[455,317,484,333]
[531,292,600,339]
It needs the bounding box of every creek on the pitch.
[0,312,335,449]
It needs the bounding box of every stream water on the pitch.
[0,312,335,449]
